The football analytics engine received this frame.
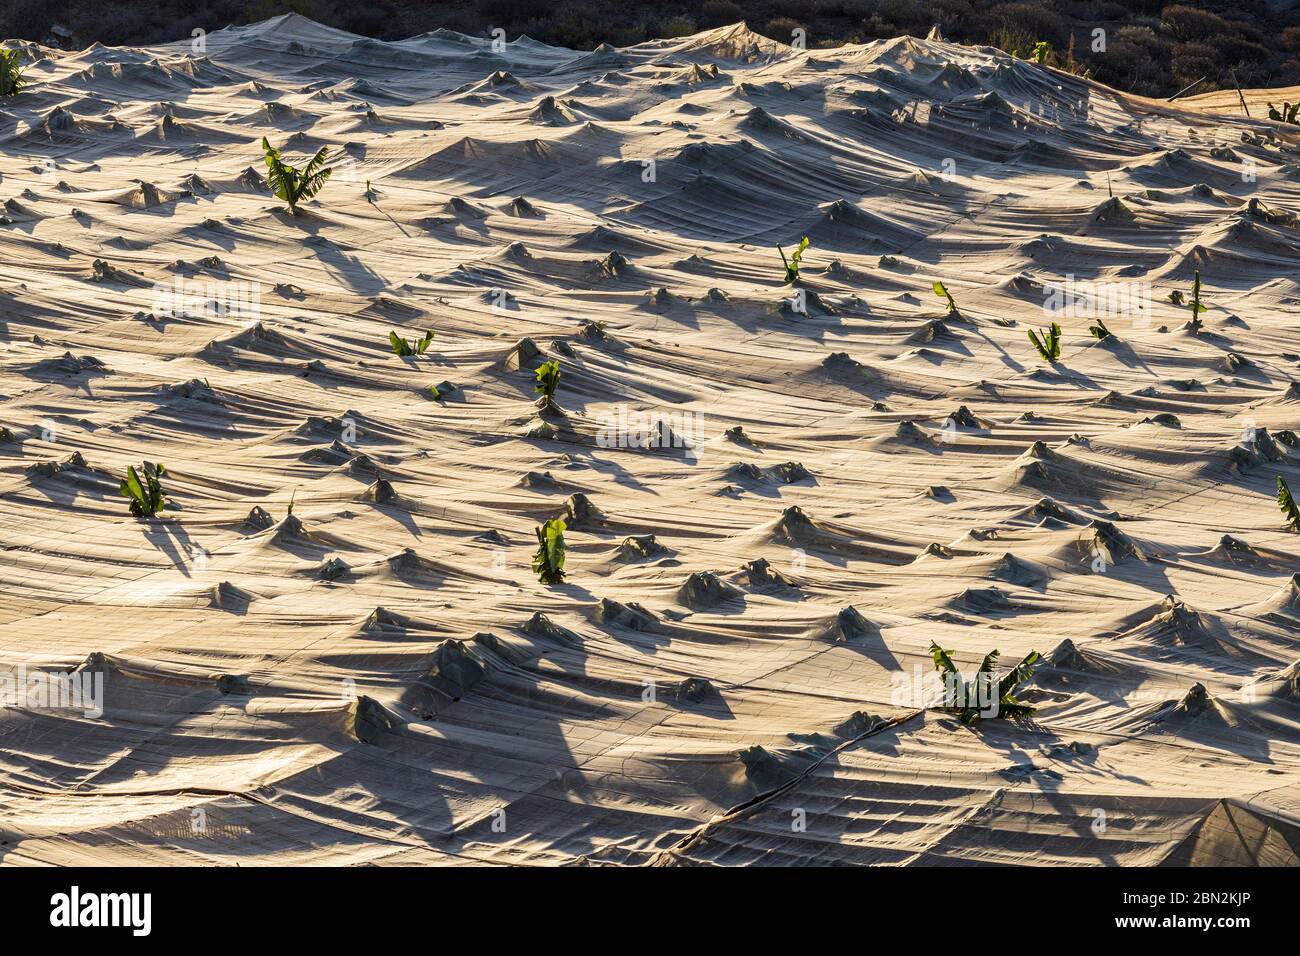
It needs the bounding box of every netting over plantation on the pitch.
[0,15,1298,865]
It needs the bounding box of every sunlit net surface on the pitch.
[0,15,1298,865]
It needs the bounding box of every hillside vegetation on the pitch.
[5,0,1300,98]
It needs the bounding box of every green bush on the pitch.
[0,49,24,97]
[986,23,1036,58]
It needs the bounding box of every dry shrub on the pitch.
[1115,23,1167,54]
[1160,5,1233,42]
[810,0,874,16]
[875,0,931,33]
[1277,58,1300,85]
[759,17,803,42]
[772,0,819,18]
[987,1,1068,48]
[3,0,54,38]
[1170,39,1221,89]
[1215,35,1269,68]
[1101,34,1170,95]
[479,0,552,23]
[659,15,697,38]
[700,1,744,28]
[531,4,611,48]
[927,0,978,32]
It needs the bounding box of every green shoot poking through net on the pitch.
[1279,477,1300,531]
[390,330,433,357]
[778,236,810,285]
[1168,269,1207,332]
[1027,321,1061,362]
[532,518,566,584]
[534,359,561,403]
[120,461,168,518]
[1268,102,1300,125]
[932,280,957,315]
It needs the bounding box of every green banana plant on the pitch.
[932,280,958,315]
[777,236,810,285]
[1279,477,1300,531]
[1027,321,1061,362]
[389,330,433,357]
[534,359,561,403]
[262,136,331,215]
[0,48,24,97]
[532,518,566,584]
[1168,269,1207,332]
[1268,102,1300,125]
[120,461,168,518]
[929,642,1041,725]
